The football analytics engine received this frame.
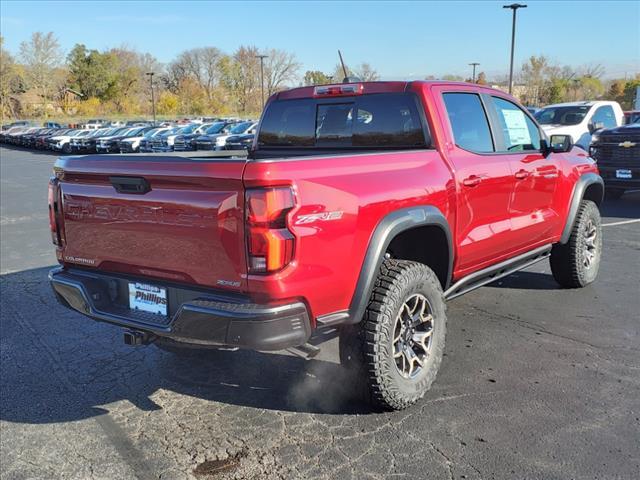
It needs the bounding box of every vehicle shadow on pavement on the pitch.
[600,191,640,219]
[0,267,370,425]
[489,271,559,291]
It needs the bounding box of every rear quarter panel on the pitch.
[243,150,455,321]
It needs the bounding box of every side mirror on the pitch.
[588,121,604,134]
[547,134,573,154]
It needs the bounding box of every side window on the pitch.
[442,93,494,153]
[591,105,616,129]
[490,97,541,152]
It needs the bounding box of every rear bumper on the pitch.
[49,267,312,351]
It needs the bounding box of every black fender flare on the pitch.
[560,173,604,244]
[345,206,453,325]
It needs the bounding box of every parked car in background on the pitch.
[589,121,640,199]
[139,127,172,152]
[96,127,148,153]
[119,127,164,153]
[172,123,215,151]
[3,120,36,130]
[535,101,624,150]
[3,127,27,144]
[623,110,640,125]
[49,129,93,152]
[212,121,257,150]
[70,128,115,153]
[193,121,237,150]
[35,128,71,149]
[150,126,193,152]
[95,127,136,153]
[525,106,539,116]
[125,120,150,126]
[5,126,38,145]
[22,128,55,148]
[43,122,62,129]
[223,133,255,151]
[83,119,107,130]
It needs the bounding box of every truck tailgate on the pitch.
[55,156,247,291]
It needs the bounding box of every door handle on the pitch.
[462,175,481,187]
[515,170,530,180]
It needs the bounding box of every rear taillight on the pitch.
[48,177,61,246]
[246,187,296,273]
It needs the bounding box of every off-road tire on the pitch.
[605,188,625,200]
[550,200,602,288]
[339,259,446,411]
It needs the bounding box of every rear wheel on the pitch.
[339,259,446,410]
[550,200,602,288]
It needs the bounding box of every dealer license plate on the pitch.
[616,169,632,179]
[128,282,167,316]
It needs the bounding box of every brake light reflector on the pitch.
[48,177,61,246]
[246,187,296,273]
[313,83,364,97]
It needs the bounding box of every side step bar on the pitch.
[444,244,552,301]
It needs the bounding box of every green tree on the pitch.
[303,70,331,86]
[621,78,640,110]
[67,44,117,99]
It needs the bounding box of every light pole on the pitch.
[255,54,268,109]
[469,62,480,83]
[146,72,156,125]
[503,3,527,94]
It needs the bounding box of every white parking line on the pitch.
[602,219,640,227]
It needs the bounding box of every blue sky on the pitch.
[1,0,638,80]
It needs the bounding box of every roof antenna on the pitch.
[338,50,349,82]
[338,50,361,83]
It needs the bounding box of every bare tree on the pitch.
[579,63,605,79]
[19,31,62,114]
[331,62,379,82]
[166,47,223,101]
[353,63,379,81]
[221,46,261,113]
[263,48,300,95]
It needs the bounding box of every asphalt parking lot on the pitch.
[1,146,639,480]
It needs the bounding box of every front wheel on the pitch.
[339,260,446,410]
[550,200,602,288]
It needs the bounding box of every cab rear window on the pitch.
[258,93,428,149]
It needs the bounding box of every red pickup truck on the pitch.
[49,81,604,410]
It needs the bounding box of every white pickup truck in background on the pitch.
[534,100,624,150]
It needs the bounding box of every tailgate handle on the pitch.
[109,176,151,194]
